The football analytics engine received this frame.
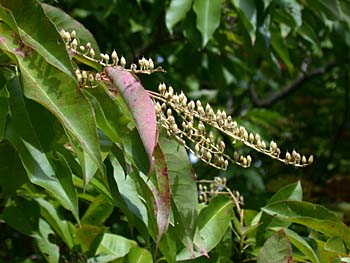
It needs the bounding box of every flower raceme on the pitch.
[62,29,314,171]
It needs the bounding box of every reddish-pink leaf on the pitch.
[105,67,158,172]
[153,145,171,243]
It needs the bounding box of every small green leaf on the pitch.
[232,0,257,43]
[166,0,194,32]
[95,233,137,260]
[193,0,223,47]
[126,247,153,263]
[81,195,114,226]
[257,230,292,263]
[268,181,303,204]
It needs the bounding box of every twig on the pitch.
[249,61,339,107]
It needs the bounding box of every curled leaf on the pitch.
[105,67,158,173]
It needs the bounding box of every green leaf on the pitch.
[193,0,223,47]
[76,225,105,253]
[0,23,104,186]
[166,0,194,32]
[273,228,320,263]
[256,181,302,245]
[158,133,198,252]
[4,76,79,221]
[176,195,234,260]
[1,0,75,77]
[262,200,350,247]
[0,70,10,141]
[35,198,75,249]
[83,83,131,146]
[2,197,40,236]
[81,195,114,226]
[108,153,150,242]
[0,4,18,32]
[32,219,60,263]
[153,145,171,243]
[257,230,293,263]
[41,3,102,71]
[95,233,137,260]
[312,0,341,20]
[126,247,153,263]
[273,0,302,29]
[325,236,347,255]
[232,0,257,43]
[109,154,149,227]
[105,67,158,174]
[271,25,294,73]
[0,143,29,196]
[268,181,303,204]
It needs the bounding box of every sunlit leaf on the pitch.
[4,76,79,221]
[1,0,75,77]
[0,23,105,186]
[126,247,153,263]
[268,181,303,204]
[95,233,137,260]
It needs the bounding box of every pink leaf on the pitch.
[105,67,158,173]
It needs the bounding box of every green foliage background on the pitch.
[43,0,350,210]
[0,0,349,262]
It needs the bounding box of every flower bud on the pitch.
[120,56,126,68]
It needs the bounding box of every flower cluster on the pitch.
[197,177,244,207]
[149,83,314,170]
[59,29,165,74]
[61,29,314,171]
